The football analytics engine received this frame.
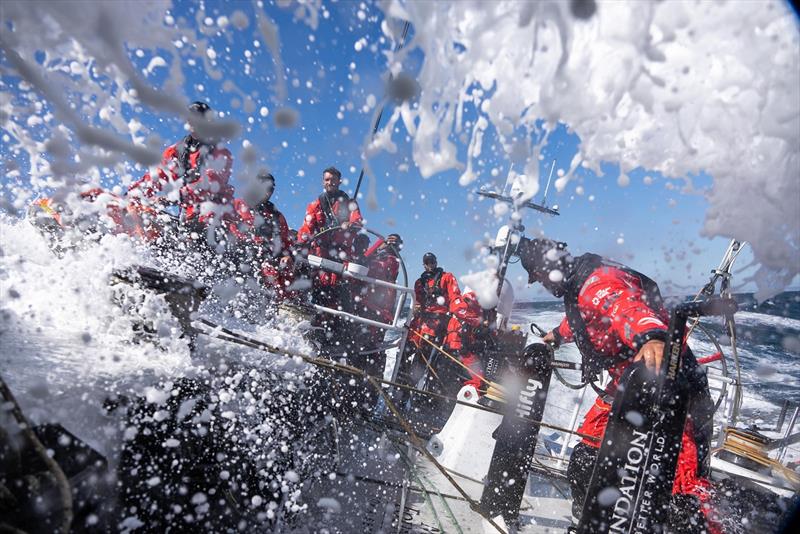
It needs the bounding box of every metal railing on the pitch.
[305,254,415,381]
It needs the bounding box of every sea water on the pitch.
[511,293,800,428]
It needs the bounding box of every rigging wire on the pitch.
[194,318,594,440]
[353,20,412,200]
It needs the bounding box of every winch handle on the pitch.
[530,322,559,349]
[530,322,547,337]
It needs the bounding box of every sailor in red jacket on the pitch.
[409,252,462,347]
[350,233,403,376]
[358,234,402,324]
[296,166,363,306]
[228,172,295,301]
[444,290,487,391]
[518,237,719,533]
[127,101,234,228]
[394,253,464,392]
[229,172,291,260]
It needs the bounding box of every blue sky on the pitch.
[5,0,777,299]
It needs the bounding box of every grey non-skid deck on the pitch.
[301,421,574,533]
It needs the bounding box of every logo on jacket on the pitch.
[637,317,665,328]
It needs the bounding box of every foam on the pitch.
[378,0,799,298]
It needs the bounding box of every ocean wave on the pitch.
[734,311,800,331]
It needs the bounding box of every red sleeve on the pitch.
[205,147,233,188]
[443,272,463,313]
[127,145,179,198]
[349,200,363,226]
[450,294,469,320]
[555,316,574,343]
[579,270,668,350]
[233,199,254,225]
[414,278,424,305]
[364,239,383,258]
[224,199,251,240]
[297,201,319,245]
[278,212,290,254]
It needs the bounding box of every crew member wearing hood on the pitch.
[128,101,234,226]
[444,290,487,392]
[517,237,719,533]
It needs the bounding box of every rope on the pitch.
[391,441,448,533]
[417,346,441,382]
[366,375,508,534]
[715,428,800,487]
[193,317,596,441]
[409,328,504,394]
[392,440,465,534]
[199,319,513,532]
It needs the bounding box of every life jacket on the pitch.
[446,291,485,353]
[254,200,281,241]
[419,268,446,308]
[179,135,205,177]
[563,253,665,382]
[318,190,353,230]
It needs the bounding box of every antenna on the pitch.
[353,21,412,200]
[501,163,514,196]
[541,160,555,207]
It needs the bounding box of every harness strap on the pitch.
[420,268,445,307]
[318,191,350,230]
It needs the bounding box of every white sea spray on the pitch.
[378,0,799,298]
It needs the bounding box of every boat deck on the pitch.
[301,421,575,533]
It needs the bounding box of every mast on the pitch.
[477,162,561,304]
[352,21,412,200]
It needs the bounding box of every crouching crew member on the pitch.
[444,290,487,394]
[518,237,719,533]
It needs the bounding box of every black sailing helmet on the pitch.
[188,101,211,116]
[185,101,212,148]
[423,252,437,265]
[518,237,571,298]
[257,170,276,189]
[518,238,568,282]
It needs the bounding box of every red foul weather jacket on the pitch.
[552,263,670,381]
[230,198,291,259]
[296,191,362,251]
[79,188,161,241]
[355,239,401,324]
[445,290,485,390]
[553,254,717,518]
[128,137,234,224]
[296,190,362,287]
[260,262,297,303]
[408,268,462,344]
